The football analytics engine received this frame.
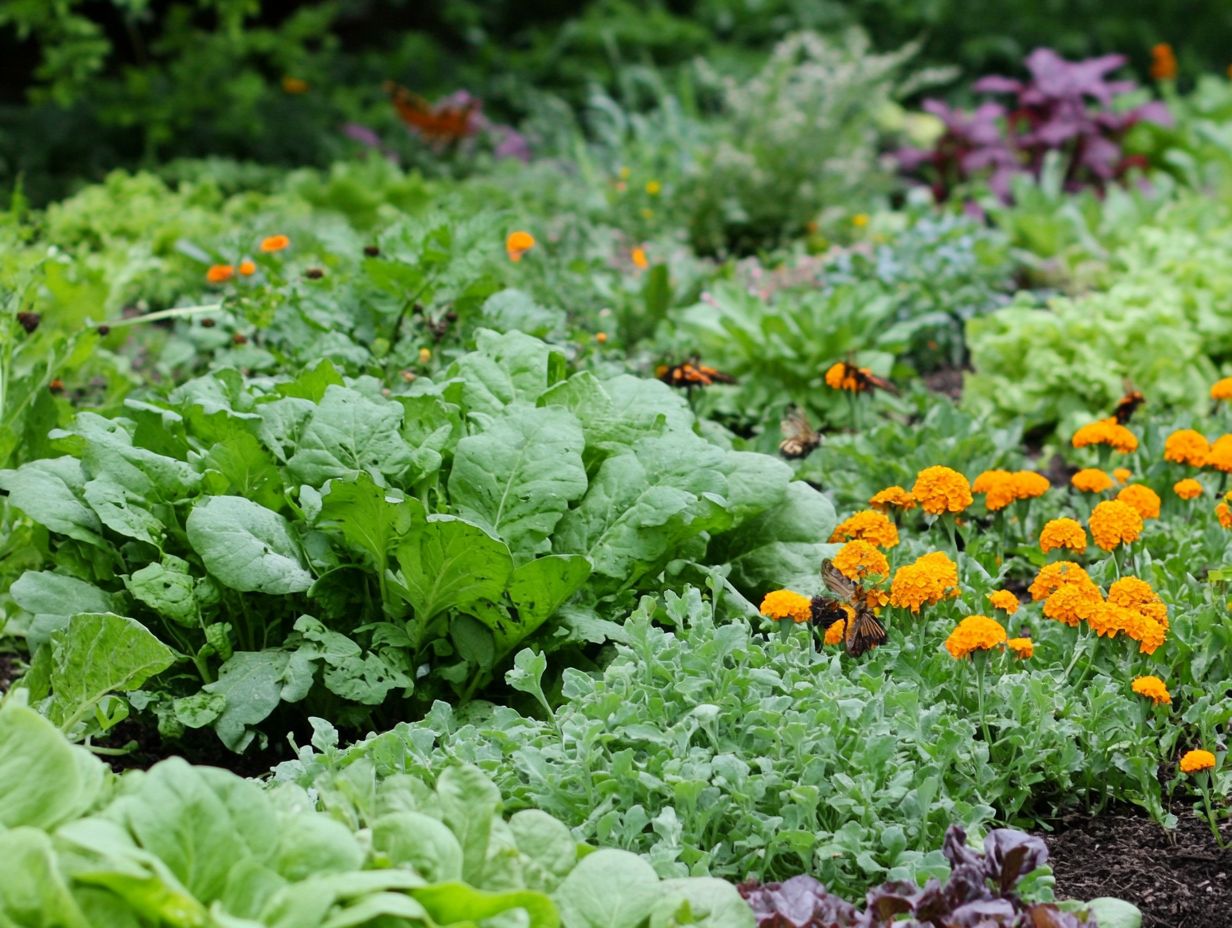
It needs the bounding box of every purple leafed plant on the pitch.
[737,825,1093,928]
[898,48,1172,202]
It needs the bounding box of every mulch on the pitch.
[1043,802,1232,928]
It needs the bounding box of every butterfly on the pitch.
[656,357,737,389]
[820,559,887,657]
[384,82,478,144]
[837,359,899,395]
[779,406,820,459]
[1112,380,1144,425]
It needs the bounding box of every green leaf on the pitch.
[372,811,463,884]
[392,516,513,620]
[186,496,313,594]
[317,473,419,577]
[435,765,502,885]
[82,476,164,546]
[505,648,551,717]
[0,829,91,928]
[46,613,177,732]
[552,849,661,928]
[0,457,105,546]
[412,883,559,928]
[448,405,587,558]
[9,571,116,647]
[481,555,592,652]
[1085,898,1143,928]
[286,386,414,486]
[652,879,753,928]
[66,412,200,500]
[125,557,198,627]
[509,810,578,893]
[448,329,567,416]
[203,650,316,752]
[481,289,564,337]
[0,702,106,830]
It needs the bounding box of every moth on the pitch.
[384,82,478,144]
[656,357,737,390]
[1112,380,1144,425]
[819,559,887,657]
[778,406,820,459]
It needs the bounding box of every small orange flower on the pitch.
[830,510,899,548]
[1113,467,1132,483]
[823,608,851,645]
[1211,377,1232,401]
[505,230,535,262]
[631,246,649,269]
[889,551,959,613]
[972,470,1016,511]
[1029,561,1093,602]
[1150,43,1177,81]
[1205,435,1232,473]
[944,615,1007,659]
[759,589,812,623]
[1179,749,1216,774]
[260,234,290,253]
[986,590,1019,614]
[1071,468,1113,493]
[1011,471,1050,500]
[911,466,973,515]
[238,259,256,276]
[1006,637,1033,659]
[1108,577,1168,630]
[1072,418,1137,453]
[1089,499,1144,551]
[1219,497,1232,529]
[869,486,916,511]
[1044,582,1104,628]
[1164,429,1209,467]
[1116,484,1161,520]
[1040,518,1087,554]
[832,539,890,582]
[1174,478,1203,500]
[206,264,234,283]
[1088,600,1132,638]
[1131,675,1171,705]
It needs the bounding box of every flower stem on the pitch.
[92,302,223,330]
[1198,778,1227,848]
[974,651,993,747]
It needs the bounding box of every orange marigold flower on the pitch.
[1044,582,1104,628]
[259,234,290,253]
[889,551,959,613]
[1205,435,1232,473]
[238,259,256,276]
[759,589,812,623]
[832,539,890,581]
[1108,577,1168,630]
[1029,561,1093,601]
[944,614,1007,659]
[1040,518,1087,554]
[869,486,916,511]
[987,590,1020,614]
[1113,467,1132,483]
[1006,637,1033,659]
[206,264,235,283]
[1132,675,1171,705]
[830,510,899,548]
[1089,499,1144,551]
[823,608,851,645]
[1071,468,1113,493]
[1211,377,1232,401]
[1219,499,1232,529]
[1164,429,1209,466]
[1121,610,1166,654]
[1011,470,1050,500]
[972,469,1016,511]
[1116,484,1161,520]
[911,466,973,515]
[505,230,535,262]
[1088,601,1131,638]
[1174,478,1203,500]
[1150,43,1177,81]
[631,246,649,269]
[1179,749,1216,774]
[1072,418,1138,453]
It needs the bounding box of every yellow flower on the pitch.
[1071,468,1113,493]
[259,234,290,253]
[1132,675,1171,705]
[1210,377,1232,400]
[645,180,662,196]
[911,466,973,515]
[944,615,1007,659]
[1108,577,1168,630]
[1205,435,1232,473]
[206,264,234,284]
[1116,484,1161,520]
[1089,499,1144,551]
[832,540,890,582]
[1113,467,1132,483]
[1071,417,1138,453]
[1164,429,1209,466]
[889,551,959,613]
[1029,561,1092,601]
[869,486,916,511]
[1040,518,1087,554]
[418,347,432,364]
[631,246,649,269]
[759,589,811,623]
[1044,582,1104,628]
[506,230,536,262]
[1173,478,1203,500]
[1179,749,1216,774]
[1006,637,1033,659]
[830,510,899,548]
[986,590,1020,614]
[851,213,870,228]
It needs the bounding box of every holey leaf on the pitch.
[392,516,513,621]
[186,496,313,594]
[448,405,587,558]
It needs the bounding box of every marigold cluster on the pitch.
[1108,577,1168,630]
[1006,637,1033,659]
[1116,484,1161,520]
[1088,601,1132,638]
[1040,518,1087,554]
[1210,377,1232,401]
[1173,478,1203,500]
[869,486,916,511]
[1132,675,1171,705]
[911,466,972,515]
[1179,749,1216,774]
[1071,468,1113,493]
[1089,499,1144,551]
[1044,582,1103,628]
[986,590,1020,614]
[889,551,959,613]
[759,589,811,623]
[1121,609,1166,654]
[1029,561,1093,601]
[830,510,899,548]
[1205,435,1232,473]
[1164,429,1209,467]
[832,540,890,581]
[1071,418,1138,453]
[944,615,1007,659]
[505,230,536,262]
[972,470,1049,511]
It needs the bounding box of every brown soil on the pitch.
[1043,803,1232,928]
[922,366,965,400]
[99,717,295,776]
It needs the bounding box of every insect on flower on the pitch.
[1112,381,1145,425]
[820,559,887,657]
[778,406,820,459]
[656,357,737,390]
[384,82,479,144]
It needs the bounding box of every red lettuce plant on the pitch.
[898,49,1171,201]
[737,825,1093,927]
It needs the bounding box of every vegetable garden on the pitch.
[0,3,1229,927]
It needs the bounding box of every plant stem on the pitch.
[93,302,223,330]
[974,651,993,748]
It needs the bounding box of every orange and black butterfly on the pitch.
[819,559,887,657]
[384,82,478,144]
[836,358,899,396]
[1112,380,1144,425]
[779,406,820,459]
[656,357,737,390]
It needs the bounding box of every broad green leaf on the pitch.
[186,496,313,594]
[0,829,91,928]
[275,359,346,402]
[393,516,512,620]
[651,879,753,928]
[372,811,463,884]
[203,650,316,752]
[0,702,106,830]
[47,613,177,732]
[65,413,199,500]
[286,386,414,486]
[412,883,559,928]
[447,329,567,416]
[1085,898,1143,928]
[125,556,198,627]
[10,571,116,647]
[294,616,411,705]
[480,289,564,337]
[718,451,791,521]
[552,849,660,928]
[0,457,104,545]
[395,392,460,480]
[477,555,592,652]
[448,405,587,557]
[436,765,501,885]
[83,476,163,546]
[274,814,364,881]
[255,396,316,464]
[199,432,284,512]
[317,473,419,576]
[509,810,578,892]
